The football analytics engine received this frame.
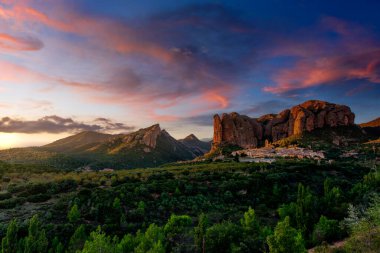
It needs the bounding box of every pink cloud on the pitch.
[0,33,43,51]
[0,60,47,83]
[263,17,380,94]
[0,1,238,123]
[0,2,173,62]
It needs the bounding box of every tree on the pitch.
[344,195,380,252]
[241,207,259,232]
[136,201,145,218]
[24,215,48,253]
[205,221,241,253]
[117,234,136,253]
[1,219,18,253]
[68,225,87,253]
[295,183,317,234]
[68,204,80,223]
[164,214,192,252]
[266,216,306,253]
[112,197,122,224]
[322,179,342,218]
[312,216,341,244]
[113,197,121,211]
[135,224,165,253]
[80,227,118,253]
[194,213,209,253]
[49,237,64,253]
[238,207,271,253]
[278,202,297,226]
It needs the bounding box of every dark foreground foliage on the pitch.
[0,158,379,252]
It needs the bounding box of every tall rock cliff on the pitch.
[213,100,355,149]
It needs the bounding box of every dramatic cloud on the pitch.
[0,0,380,138]
[0,1,256,117]
[263,17,380,95]
[0,116,134,134]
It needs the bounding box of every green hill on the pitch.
[0,125,200,170]
[43,131,116,153]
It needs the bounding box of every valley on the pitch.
[0,100,379,252]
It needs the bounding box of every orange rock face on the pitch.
[212,100,355,149]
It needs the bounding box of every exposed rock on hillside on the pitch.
[41,124,197,168]
[213,100,355,149]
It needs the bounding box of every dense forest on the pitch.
[0,156,379,252]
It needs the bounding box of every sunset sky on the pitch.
[1,0,380,148]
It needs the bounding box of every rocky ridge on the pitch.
[213,100,355,149]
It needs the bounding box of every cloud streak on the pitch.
[0,116,134,134]
[0,33,43,51]
[263,17,380,95]
[0,1,253,118]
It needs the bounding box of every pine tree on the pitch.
[194,213,209,253]
[68,204,81,223]
[68,225,87,253]
[1,219,18,253]
[80,227,118,253]
[24,215,48,253]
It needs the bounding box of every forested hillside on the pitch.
[0,157,378,252]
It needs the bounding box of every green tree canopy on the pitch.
[68,204,80,223]
[1,219,18,253]
[24,215,48,253]
[267,216,306,253]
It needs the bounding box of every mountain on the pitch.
[179,134,211,156]
[43,131,116,153]
[40,124,197,168]
[360,117,380,137]
[360,117,380,128]
[212,100,356,150]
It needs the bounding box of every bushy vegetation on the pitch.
[0,157,378,252]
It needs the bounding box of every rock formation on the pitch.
[142,124,161,148]
[213,100,355,149]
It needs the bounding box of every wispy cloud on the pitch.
[0,33,43,51]
[0,1,253,119]
[263,17,380,95]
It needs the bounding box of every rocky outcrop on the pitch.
[41,123,199,168]
[142,124,161,148]
[213,100,355,149]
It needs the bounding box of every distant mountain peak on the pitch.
[179,134,211,156]
[184,134,199,141]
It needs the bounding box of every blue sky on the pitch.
[0,0,380,147]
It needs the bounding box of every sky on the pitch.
[1,0,380,148]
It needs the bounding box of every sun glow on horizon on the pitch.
[0,133,19,149]
[0,133,72,149]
